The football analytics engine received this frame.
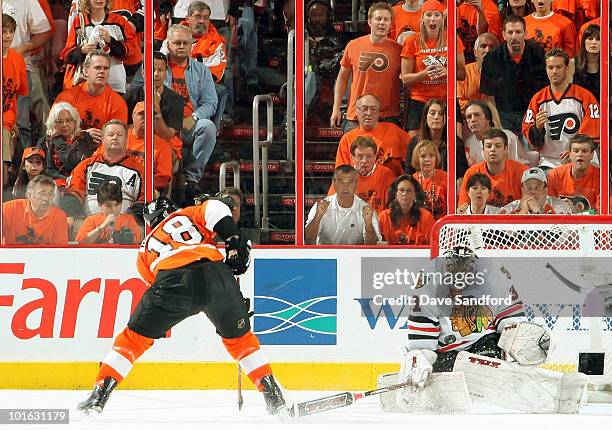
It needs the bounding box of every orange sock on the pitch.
[96,328,154,386]
[222,331,273,391]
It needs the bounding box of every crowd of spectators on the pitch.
[2,0,291,245]
[305,0,602,247]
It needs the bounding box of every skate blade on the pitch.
[77,406,101,420]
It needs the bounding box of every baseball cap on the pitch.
[22,147,46,161]
[521,167,547,184]
[133,102,145,114]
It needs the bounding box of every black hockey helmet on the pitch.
[143,196,178,228]
[443,246,478,275]
[194,192,236,209]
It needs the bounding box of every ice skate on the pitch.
[261,374,293,419]
[77,377,117,417]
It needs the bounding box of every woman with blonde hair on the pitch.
[411,139,447,219]
[400,0,465,134]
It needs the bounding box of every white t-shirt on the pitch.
[3,0,52,70]
[465,204,502,215]
[464,128,528,166]
[306,194,382,245]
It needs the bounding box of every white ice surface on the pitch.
[0,389,611,430]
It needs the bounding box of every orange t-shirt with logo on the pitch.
[546,163,600,212]
[459,160,528,207]
[401,34,464,102]
[2,48,28,131]
[378,207,434,245]
[328,164,397,214]
[340,35,402,121]
[525,13,576,56]
[413,169,447,219]
[2,199,68,245]
[76,212,143,244]
[54,83,128,130]
[169,61,195,117]
[336,123,410,176]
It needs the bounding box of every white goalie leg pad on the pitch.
[497,322,551,366]
[377,372,472,413]
[453,351,588,413]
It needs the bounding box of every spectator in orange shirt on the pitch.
[1,14,28,186]
[335,94,410,176]
[127,101,173,195]
[11,147,48,200]
[457,0,492,63]
[331,2,402,131]
[411,139,447,219]
[405,99,447,174]
[459,128,529,207]
[2,174,68,245]
[54,50,129,145]
[329,136,396,214]
[457,32,499,115]
[546,134,600,212]
[378,175,434,245]
[76,180,143,244]
[525,0,576,56]
[389,0,422,43]
[401,0,466,134]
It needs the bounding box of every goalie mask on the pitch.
[143,197,178,229]
[443,246,478,288]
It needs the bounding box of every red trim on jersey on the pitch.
[408,325,440,333]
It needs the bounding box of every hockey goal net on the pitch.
[432,215,612,382]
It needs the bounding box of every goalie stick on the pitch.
[293,380,413,417]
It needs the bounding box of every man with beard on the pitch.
[480,14,547,135]
[523,47,599,168]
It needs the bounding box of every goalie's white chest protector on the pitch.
[407,258,526,352]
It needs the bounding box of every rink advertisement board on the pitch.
[1,247,612,389]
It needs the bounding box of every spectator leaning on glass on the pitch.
[2,174,68,245]
[500,167,573,214]
[305,165,381,245]
[457,172,502,214]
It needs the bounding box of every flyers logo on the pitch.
[87,172,123,195]
[422,55,446,68]
[358,52,389,72]
[548,112,581,140]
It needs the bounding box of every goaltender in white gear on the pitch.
[380,247,589,414]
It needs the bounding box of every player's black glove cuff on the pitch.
[224,235,251,275]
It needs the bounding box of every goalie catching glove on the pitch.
[497,321,551,366]
[225,235,252,275]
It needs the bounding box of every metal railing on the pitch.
[252,94,274,229]
[286,29,295,162]
[219,161,240,190]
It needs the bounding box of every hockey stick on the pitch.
[237,363,243,410]
[293,380,413,417]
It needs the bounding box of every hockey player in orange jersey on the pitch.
[77,196,292,418]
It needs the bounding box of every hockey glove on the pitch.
[225,235,252,275]
[497,321,551,366]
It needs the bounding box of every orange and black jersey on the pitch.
[137,200,233,285]
[523,83,599,167]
